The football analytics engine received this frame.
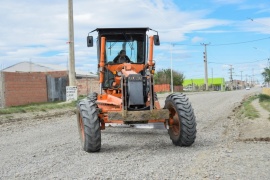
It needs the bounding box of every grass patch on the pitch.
[259,94,270,102]
[0,101,76,115]
[258,94,270,115]
[259,94,270,112]
[237,95,259,120]
[0,95,87,115]
[260,101,270,112]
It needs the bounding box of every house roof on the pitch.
[2,61,98,78]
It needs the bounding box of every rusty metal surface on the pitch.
[108,109,169,121]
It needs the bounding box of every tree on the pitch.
[262,67,270,86]
[154,69,185,86]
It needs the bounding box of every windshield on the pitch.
[102,34,145,64]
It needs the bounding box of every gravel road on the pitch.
[1,87,269,179]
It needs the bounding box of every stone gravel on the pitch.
[0,87,269,179]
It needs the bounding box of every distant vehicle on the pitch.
[183,85,193,91]
[246,87,250,90]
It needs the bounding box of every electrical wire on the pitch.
[209,58,268,65]
[209,37,270,46]
[172,36,270,47]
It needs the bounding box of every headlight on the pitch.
[117,71,122,76]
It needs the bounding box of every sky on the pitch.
[0,0,270,83]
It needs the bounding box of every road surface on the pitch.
[0,87,269,179]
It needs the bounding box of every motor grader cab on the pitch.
[77,27,197,152]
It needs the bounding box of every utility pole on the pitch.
[246,74,248,87]
[201,43,210,91]
[252,68,254,86]
[229,65,234,90]
[68,0,76,86]
[211,68,213,90]
[240,71,243,89]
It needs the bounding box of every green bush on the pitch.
[259,94,270,102]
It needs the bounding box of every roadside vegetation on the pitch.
[0,101,76,115]
[259,94,270,113]
[0,96,86,115]
[261,67,270,86]
[154,69,184,86]
[237,95,259,120]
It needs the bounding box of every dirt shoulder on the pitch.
[0,107,76,125]
[237,98,270,141]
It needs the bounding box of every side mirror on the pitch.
[153,35,160,46]
[87,36,93,47]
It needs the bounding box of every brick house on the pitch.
[0,62,99,107]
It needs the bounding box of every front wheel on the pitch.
[164,93,196,146]
[77,98,101,152]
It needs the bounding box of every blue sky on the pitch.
[0,0,269,83]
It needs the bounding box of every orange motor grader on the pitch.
[77,28,196,152]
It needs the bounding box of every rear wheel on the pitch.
[164,93,196,146]
[77,98,101,152]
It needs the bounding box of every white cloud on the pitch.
[238,17,270,34]
[0,0,268,75]
[222,64,230,69]
[191,36,204,43]
[0,0,218,61]
[212,0,245,5]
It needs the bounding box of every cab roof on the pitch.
[96,27,150,31]
[95,27,150,35]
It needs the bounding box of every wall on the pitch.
[154,84,183,93]
[183,78,225,91]
[2,71,185,107]
[4,71,67,107]
[173,85,183,92]
[76,78,100,96]
[154,84,170,92]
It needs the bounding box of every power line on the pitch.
[247,17,270,27]
[172,36,270,47]
[233,58,268,64]
[209,58,267,65]
[209,37,270,46]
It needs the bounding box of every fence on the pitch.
[154,84,183,93]
[154,84,170,92]
[173,86,183,92]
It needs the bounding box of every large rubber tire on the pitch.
[77,98,101,152]
[164,93,196,146]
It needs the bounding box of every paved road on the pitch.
[1,87,269,179]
